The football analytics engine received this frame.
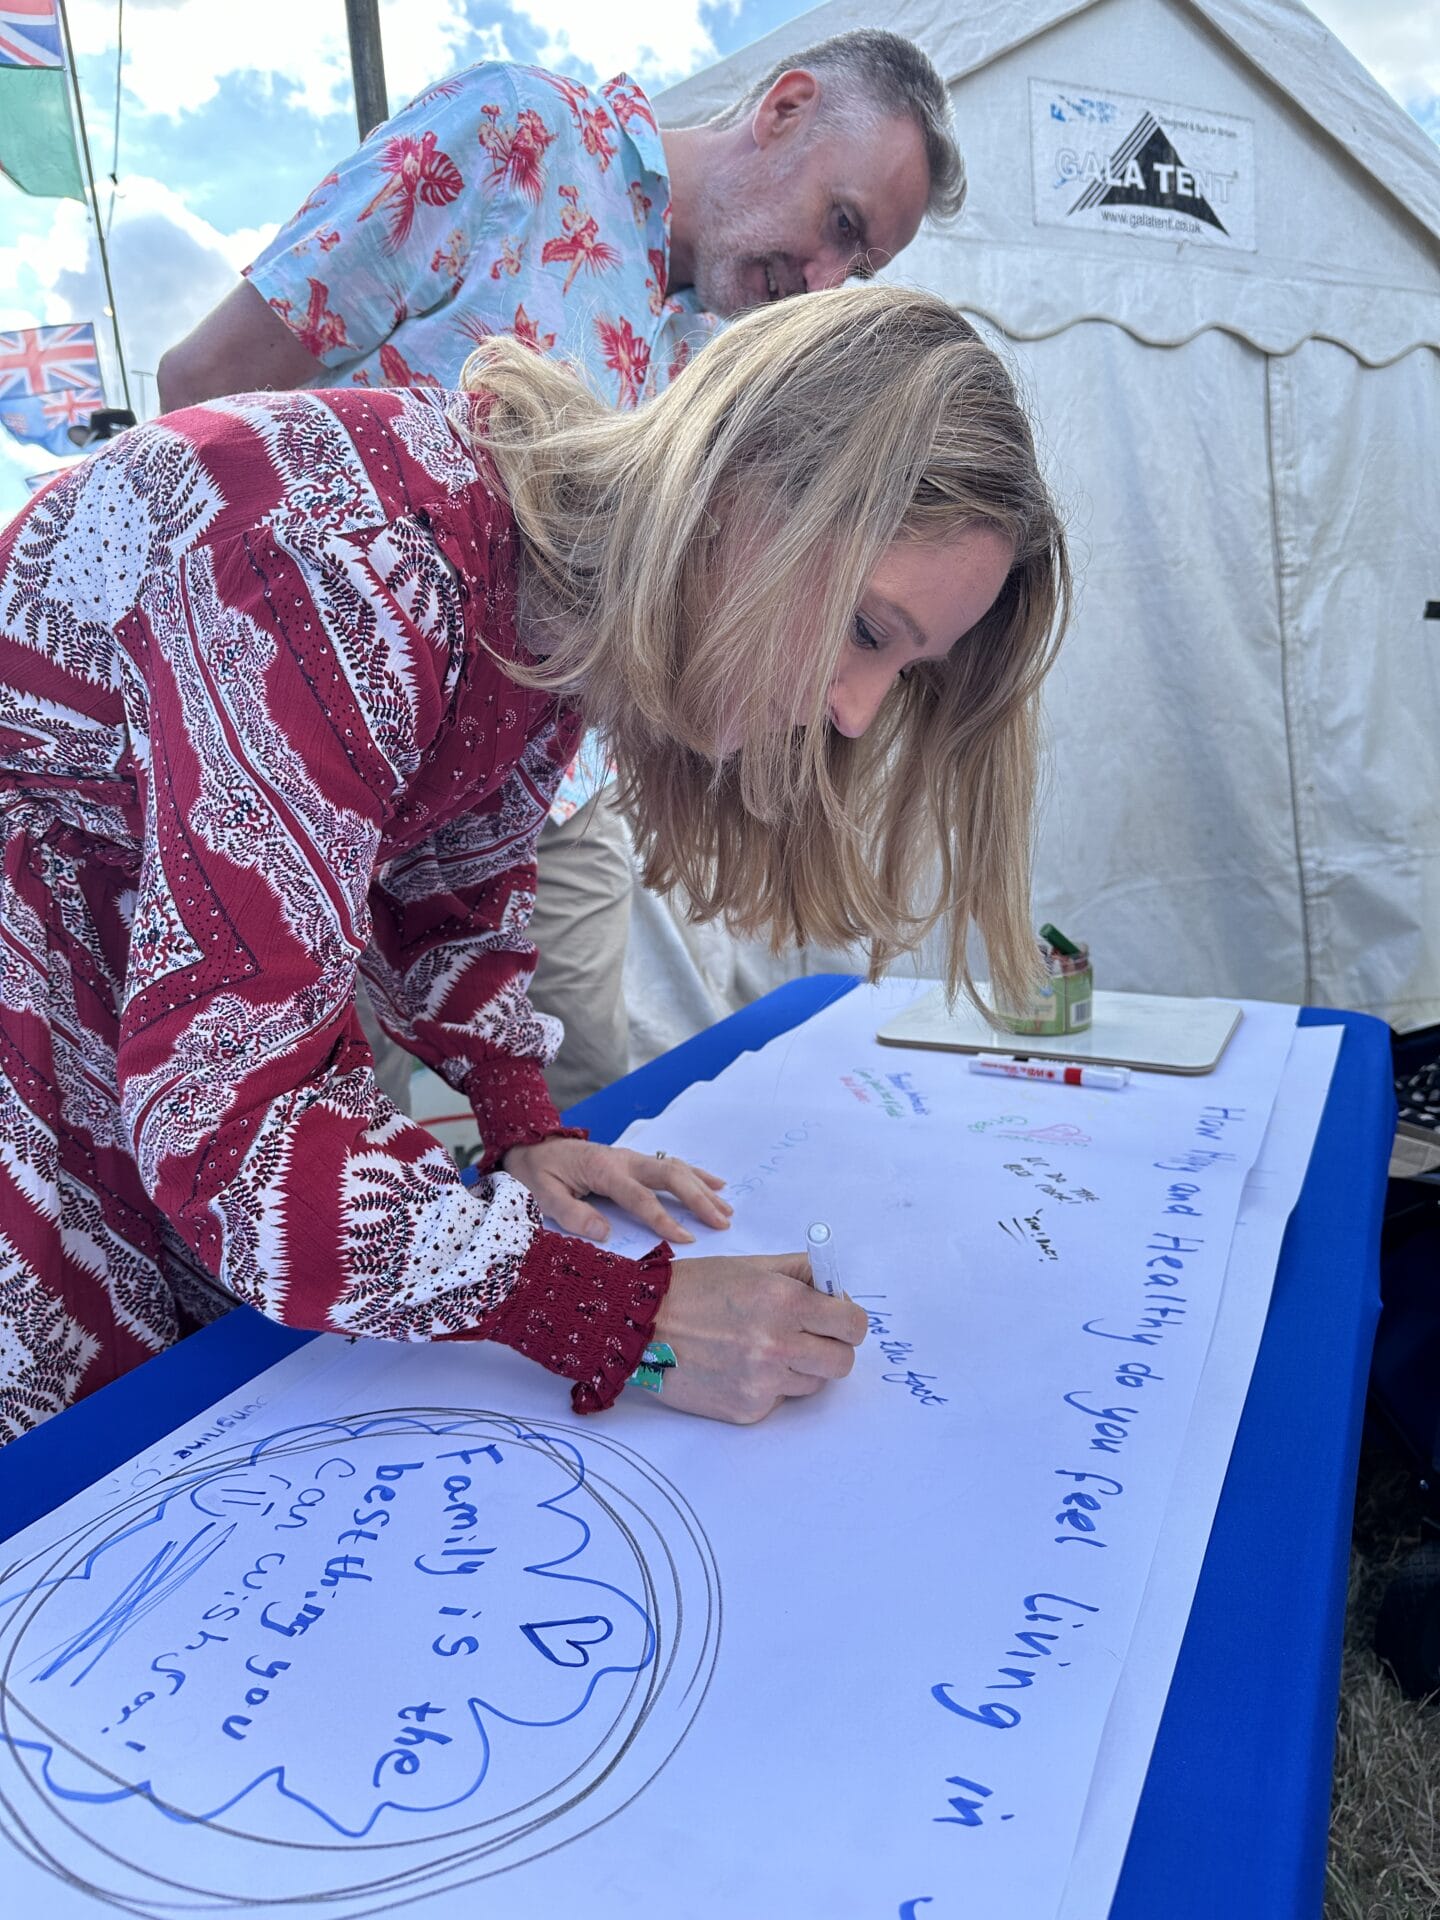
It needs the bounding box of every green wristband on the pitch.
[628,1341,677,1394]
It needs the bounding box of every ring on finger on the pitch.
[654,1149,668,1161]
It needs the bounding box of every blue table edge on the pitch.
[0,978,1393,1920]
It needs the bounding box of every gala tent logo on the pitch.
[1065,112,1229,232]
[1030,80,1257,252]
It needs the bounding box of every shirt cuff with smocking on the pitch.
[477,1230,673,1413]
[467,1054,589,1172]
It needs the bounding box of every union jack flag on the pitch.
[0,322,101,399]
[0,322,104,453]
[0,1,65,69]
[40,384,103,426]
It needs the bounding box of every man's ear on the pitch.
[751,69,820,149]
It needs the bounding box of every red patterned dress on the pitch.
[0,385,669,1444]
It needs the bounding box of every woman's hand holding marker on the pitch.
[648,1254,868,1425]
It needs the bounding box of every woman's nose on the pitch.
[827,668,892,739]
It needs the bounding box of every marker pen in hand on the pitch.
[806,1221,845,1297]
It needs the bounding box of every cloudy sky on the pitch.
[1,0,1436,512]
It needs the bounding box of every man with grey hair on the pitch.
[661,28,965,314]
[159,29,962,1113]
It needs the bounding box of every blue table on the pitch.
[0,979,1393,1918]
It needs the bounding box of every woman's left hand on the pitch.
[500,1138,733,1245]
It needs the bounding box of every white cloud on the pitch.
[65,0,480,120]
[506,0,717,90]
[1305,2,1440,108]
[60,0,716,136]
[0,203,90,318]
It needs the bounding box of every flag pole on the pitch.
[55,0,132,413]
[345,0,389,141]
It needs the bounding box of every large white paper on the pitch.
[0,985,1305,1918]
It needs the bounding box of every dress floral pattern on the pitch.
[246,61,720,823]
[0,385,669,1443]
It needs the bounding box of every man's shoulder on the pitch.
[497,64,664,169]
[386,61,666,203]
[396,58,521,112]
[596,73,660,137]
[398,59,601,122]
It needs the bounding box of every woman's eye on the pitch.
[853,611,881,651]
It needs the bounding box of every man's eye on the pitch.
[837,210,855,239]
[853,612,881,650]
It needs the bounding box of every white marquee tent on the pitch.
[627,0,1440,1058]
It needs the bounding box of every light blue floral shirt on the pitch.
[248,60,719,818]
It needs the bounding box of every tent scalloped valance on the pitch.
[893,233,1440,367]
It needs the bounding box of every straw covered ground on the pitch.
[1325,1436,1440,1919]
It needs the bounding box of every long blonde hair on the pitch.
[464,285,1070,1009]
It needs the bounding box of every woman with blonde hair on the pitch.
[0,285,1067,1445]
